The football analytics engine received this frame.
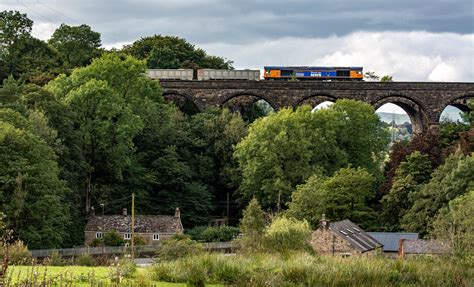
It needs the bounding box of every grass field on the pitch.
[6,265,222,286]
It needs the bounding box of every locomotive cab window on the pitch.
[336,70,350,77]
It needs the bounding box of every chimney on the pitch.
[174,207,180,218]
[90,206,95,216]
[320,214,330,230]
[123,208,127,216]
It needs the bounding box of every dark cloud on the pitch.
[1,0,472,45]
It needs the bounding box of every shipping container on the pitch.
[197,69,260,81]
[147,69,193,80]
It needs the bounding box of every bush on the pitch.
[109,258,137,283]
[187,226,240,242]
[103,231,125,247]
[263,216,312,253]
[132,235,146,246]
[45,251,64,266]
[89,238,104,247]
[0,240,32,265]
[76,253,95,266]
[158,236,203,261]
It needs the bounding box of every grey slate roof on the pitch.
[367,232,419,252]
[401,239,451,255]
[329,220,382,253]
[85,215,183,234]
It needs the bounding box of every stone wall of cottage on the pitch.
[85,231,175,246]
[310,229,362,256]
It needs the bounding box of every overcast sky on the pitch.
[1,0,473,114]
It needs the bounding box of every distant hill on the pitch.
[377,107,465,125]
[377,112,410,125]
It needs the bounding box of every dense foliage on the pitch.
[234,100,388,209]
[122,35,233,69]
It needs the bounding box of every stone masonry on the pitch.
[159,80,474,133]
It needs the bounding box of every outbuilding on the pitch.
[310,216,382,256]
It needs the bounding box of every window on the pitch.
[153,234,160,241]
[124,233,131,240]
[96,232,103,239]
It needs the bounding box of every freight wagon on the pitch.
[147,69,194,80]
[197,69,260,81]
[264,66,363,81]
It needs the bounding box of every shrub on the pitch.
[89,238,104,247]
[158,236,203,261]
[45,251,64,266]
[0,240,32,265]
[263,216,312,253]
[103,231,125,246]
[132,235,146,246]
[185,226,208,241]
[109,258,137,283]
[76,253,95,266]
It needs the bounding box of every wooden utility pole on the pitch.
[131,192,135,260]
[226,192,230,225]
[277,191,281,214]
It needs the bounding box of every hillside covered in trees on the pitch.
[1,11,473,250]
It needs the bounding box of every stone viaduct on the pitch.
[158,80,474,133]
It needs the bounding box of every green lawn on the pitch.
[6,265,219,286]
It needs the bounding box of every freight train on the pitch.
[147,66,364,81]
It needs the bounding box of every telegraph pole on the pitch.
[226,192,230,225]
[131,193,135,260]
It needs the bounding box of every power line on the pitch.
[36,0,123,44]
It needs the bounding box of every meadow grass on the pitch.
[5,265,222,286]
[152,252,474,287]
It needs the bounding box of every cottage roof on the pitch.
[85,215,183,234]
[400,239,451,255]
[367,232,419,252]
[329,220,382,253]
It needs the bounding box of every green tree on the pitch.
[187,108,247,217]
[122,35,232,69]
[431,191,474,257]
[49,24,102,69]
[239,198,265,250]
[0,110,70,248]
[1,11,60,84]
[380,75,393,82]
[0,10,33,48]
[286,173,326,227]
[381,151,432,231]
[263,216,312,252]
[402,153,474,236]
[319,167,377,229]
[234,100,388,208]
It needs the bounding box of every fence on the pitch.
[30,242,233,258]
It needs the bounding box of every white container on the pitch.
[146,69,193,80]
[197,69,260,81]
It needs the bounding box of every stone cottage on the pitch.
[84,207,184,246]
[310,216,382,256]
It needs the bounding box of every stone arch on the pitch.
[372,96,429,133]
[439,93,473,122]
[162,90,201,113]
[220,91,279,111]
[293,93,337,109]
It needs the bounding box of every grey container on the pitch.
[197,69,260,81]
[147,69,193,80]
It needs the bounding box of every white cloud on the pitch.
[201,31,474,82]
